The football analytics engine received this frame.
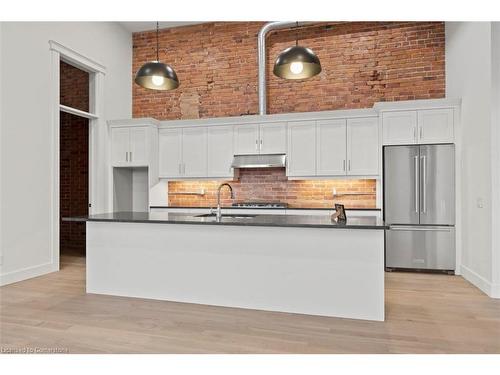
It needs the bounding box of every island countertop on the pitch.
[65,211,387,230]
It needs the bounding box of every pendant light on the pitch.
[135,22,179,90]
[273,22,321,80]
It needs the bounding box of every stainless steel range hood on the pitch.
[231,154,286,169]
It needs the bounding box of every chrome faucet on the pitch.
[216,183,234,220]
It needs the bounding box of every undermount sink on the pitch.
[195,213,257,219]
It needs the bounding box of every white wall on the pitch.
[0,22,132,285]
[446,22,500,297]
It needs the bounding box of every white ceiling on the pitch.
[119,22,204,33]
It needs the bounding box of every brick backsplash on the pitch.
[168,169,376,208]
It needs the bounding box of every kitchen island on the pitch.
[67,212,387,321]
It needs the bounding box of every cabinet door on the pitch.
[159,128,182,178]
[259,122,286,154]
[110,127,130,166]
[129,127,149,166]
[316,119,347,176]
[382,111,417,145]
[347,117,379,176]
[287,121,316,177]
[234,124,259,155]
[208,125,234,177]
[182,127,208,177]
[418,109,454,144]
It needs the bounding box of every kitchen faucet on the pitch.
[216,183,234,220]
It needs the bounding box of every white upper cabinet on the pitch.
[182,127,208,177]
[287,121,316,177]
[382,111,417,145]
[259,122,287,154]
[111,126,152,167]
[159,128,182,178]
[207,125,234,177]
[129,127,148,166]
[382,107,455,145]
[234,124,259,155]
[159,127,208,178]
[417,108,454,143]
[316,119,347,176]
[111,127,130,167]
[234,122,287,155]
[347,117,379,176]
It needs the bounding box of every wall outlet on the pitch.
[477,198,484,208]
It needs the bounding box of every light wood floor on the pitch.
[1,255,499,353]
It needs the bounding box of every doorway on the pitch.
[59,61,90,257]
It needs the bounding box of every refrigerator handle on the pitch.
[414,155,419,213]
[421,155,426,213]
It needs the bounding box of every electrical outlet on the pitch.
[477,198,484,208]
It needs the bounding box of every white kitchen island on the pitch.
[70,212,387,321]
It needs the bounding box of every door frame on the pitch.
[49,40,106,268]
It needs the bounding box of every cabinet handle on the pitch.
[130,151,132,162]
[125,152,128,162]
[419,126,423,140]
[260,138,263,151]
[348,160,351,171]
[255,139,258,151]
[343,159,346,171]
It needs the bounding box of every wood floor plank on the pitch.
[1,254,499,353]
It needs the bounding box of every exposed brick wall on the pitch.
[132,21,444,119]
[59,61,89,256]
[60,61,89,112]
[133,22,444,209]
[168,169,376,209]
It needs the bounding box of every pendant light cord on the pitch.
[295,21,298,46]
[156,21,159,62]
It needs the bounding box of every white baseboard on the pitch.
[460,264,499,298]
[0,262,58,286]
[491,283,500,298]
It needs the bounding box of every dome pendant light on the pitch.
[135,22,179,90]
[273,22,321,80]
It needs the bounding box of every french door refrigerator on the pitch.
[383,144,455,272]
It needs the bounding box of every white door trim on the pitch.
[49,40,106,272]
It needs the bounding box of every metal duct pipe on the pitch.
[257,21,315,115]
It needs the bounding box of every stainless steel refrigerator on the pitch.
[383,144,455,272]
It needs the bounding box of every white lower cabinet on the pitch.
[347,117,379,176]
[287,121,316,177]
[207,125,234,177]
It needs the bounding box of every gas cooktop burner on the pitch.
[232,202,288,208]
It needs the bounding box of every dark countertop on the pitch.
[64,211,387,230]
[150,206,381,211]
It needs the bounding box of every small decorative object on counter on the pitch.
[331,204,347,223]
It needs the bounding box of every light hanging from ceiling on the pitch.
[273,22,322,80]
[135,22,179,90]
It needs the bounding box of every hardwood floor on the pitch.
[1,254,499,353]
